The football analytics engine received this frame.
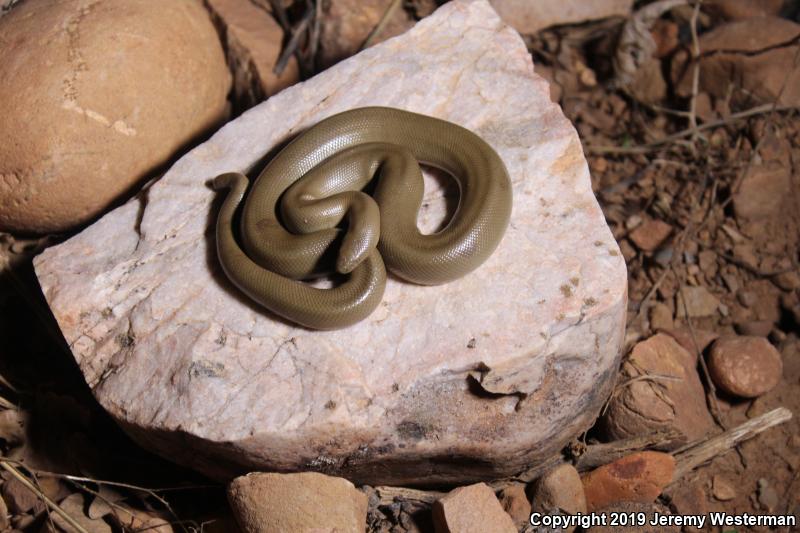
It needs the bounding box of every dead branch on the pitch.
[670,407,793,482]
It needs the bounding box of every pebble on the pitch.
[675,286,720,318]
[712,475,736,501]
[227,472,368,533]
[582,452,675,511]
[737,289,758,307]
[629,219,673,252]
[433,483,516,533]
[532,463,587,533]
[653,246,673,267]
[648,303,673,332]
[757,478,779,512]
[498,484,531,529]
[734,162,794,220]
[708,336,783,398]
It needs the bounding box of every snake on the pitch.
[212,107,512,330]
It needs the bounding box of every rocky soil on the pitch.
[0,0,798,532]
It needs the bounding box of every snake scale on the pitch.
[213,107,512,330]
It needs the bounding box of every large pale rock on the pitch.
[34,0,627,484]
[0,0,231,233]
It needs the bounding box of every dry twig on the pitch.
[670,407,792,481]
[0,460,90,533]
[360,0,403,51]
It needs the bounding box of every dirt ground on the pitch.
[0,1,799,532]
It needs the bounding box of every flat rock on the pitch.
[581,451,675,511]
[227,472,367,533]
[34,0,627,484]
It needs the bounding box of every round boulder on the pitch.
[0,0,231,233]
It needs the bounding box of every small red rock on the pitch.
[433,483,516,533]
[581,452,675,511]
[660,328,720,356]
[708,336,783,398]
[629,218,672,252]
[734,162,793,220]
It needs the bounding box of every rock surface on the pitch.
[205,0,299,110]
[674,17,800,108]
[705,0,784,21]
[581,452,675,511]
[602,334,715,444]
[432,483,516,533]
[708,336,783,398]
[227,472,367,533]
[0,0,231,233]
[490,0,634,35]
[34,0,627,484]
[498,484,531,529]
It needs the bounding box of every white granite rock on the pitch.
[34,0,627,484]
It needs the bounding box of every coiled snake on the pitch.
[212,107,512,330]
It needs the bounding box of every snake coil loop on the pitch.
[213,107,512,330]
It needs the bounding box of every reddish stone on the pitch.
[708,336,783,398]
[629,219,673,252]
[581,452,675,511]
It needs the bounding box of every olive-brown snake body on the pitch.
[213,107,512,330]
